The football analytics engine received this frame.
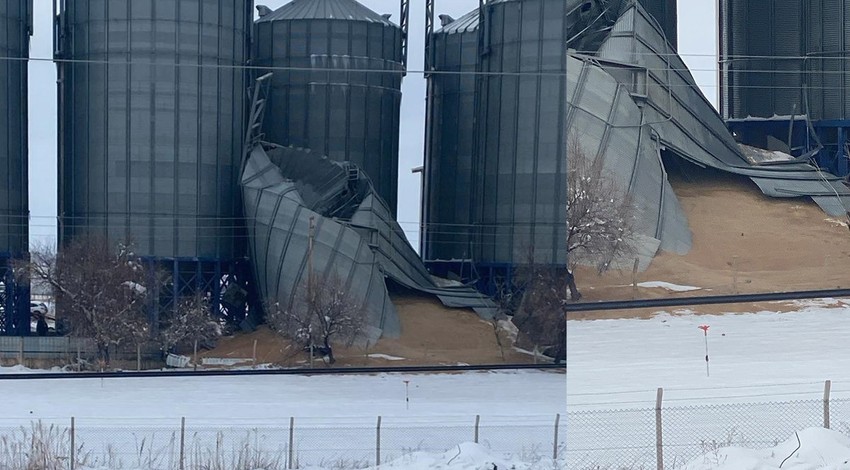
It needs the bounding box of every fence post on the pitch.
[474,415,480,444]
[825,380,832,429]
[136,344,141,371]
[253,339,258,368]
[656,387,664,470]
[18,336,24,365]
[288,417,295,469]
[179,417,185,470]
[632,258,639,299]
[70,417,75,470]
[553,413,561,460]
[376,416,382,467]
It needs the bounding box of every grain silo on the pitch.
[55,0,253,313]
[719,0,805,120]
[253,0,406,215]
[472,0,567,276]
[0,0,31,335]
[720,0,850,176]
[422,9,479,273]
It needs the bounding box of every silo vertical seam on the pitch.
[2,3,8,246]
[215,0,224,259]
[195,0,204,257]
[103,1,110,243]
[530,0,545,263]
[555,2,567,265]
[344,22,352,165]
[85,2,92,240]
[147,0,158,254]
[507,2,520,264]
[322,20,331,159]
[175,1,187,256]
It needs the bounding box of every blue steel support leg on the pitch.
[838,127,848,177]
[4,267,13,335]
[196,260,203,292]
[173,259,180,311]
[213,261,222,316]
[15,282,30,336]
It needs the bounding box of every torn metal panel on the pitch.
[241,143,498,340]
[569,0,850,219]
[566,55,692,267]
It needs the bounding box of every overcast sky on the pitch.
[26,0,717,250]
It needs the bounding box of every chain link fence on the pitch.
[567,383,850,469]
[0,414,565,469]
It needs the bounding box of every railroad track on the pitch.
[566,288,850,312]
[0,363,565,380]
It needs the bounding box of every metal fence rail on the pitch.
[0,415,565,470]
[0,336,161,366]
[566,381,849,470]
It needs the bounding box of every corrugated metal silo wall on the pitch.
[806,0,850,120]
[253,15,404,215]
[720,0,805,119]
[0,0,30,256]
[423,15,479,262]
[638,0,677,48]
[57,0,251,259]
[473,0,567,267]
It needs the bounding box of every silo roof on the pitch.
[257,0,397,26]
[437,9,479,34]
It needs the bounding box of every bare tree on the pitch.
[510,254,567,363]
[567,139,636,299]
[160,293,223,355]
[25,235,155,365]
[265,273,367,365]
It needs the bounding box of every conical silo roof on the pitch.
[257,0,396,25]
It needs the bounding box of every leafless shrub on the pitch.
[567,138,637,298]
[160,293,223,355]
[24,235,158,365]
[265,272,367,365]
[511,254,567,363]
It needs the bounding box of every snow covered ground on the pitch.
[0,370,565,469]
[683,427,850,470]
[566,298,850,469]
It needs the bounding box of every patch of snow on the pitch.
[683,427,850,470]
[201,357,253,366]
[637,281,701,292]
[367,353,406,361]
[296,441,565,470]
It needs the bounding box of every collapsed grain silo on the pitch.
[0,0,32,335]
[54,0,253,316]
[422,9,479,274]
[471,0,568,280]
[253,0,407,215]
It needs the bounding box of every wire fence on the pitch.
[0,414,565,470]
[566,382,850,469]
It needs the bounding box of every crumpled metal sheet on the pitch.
[566,55,692,268]
[241,144,498,340]
[567,0,850,255]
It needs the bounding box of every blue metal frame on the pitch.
[727,118,850,177]
[0,253,30,336]
[425,260,516,297]
[140,257,257,328]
